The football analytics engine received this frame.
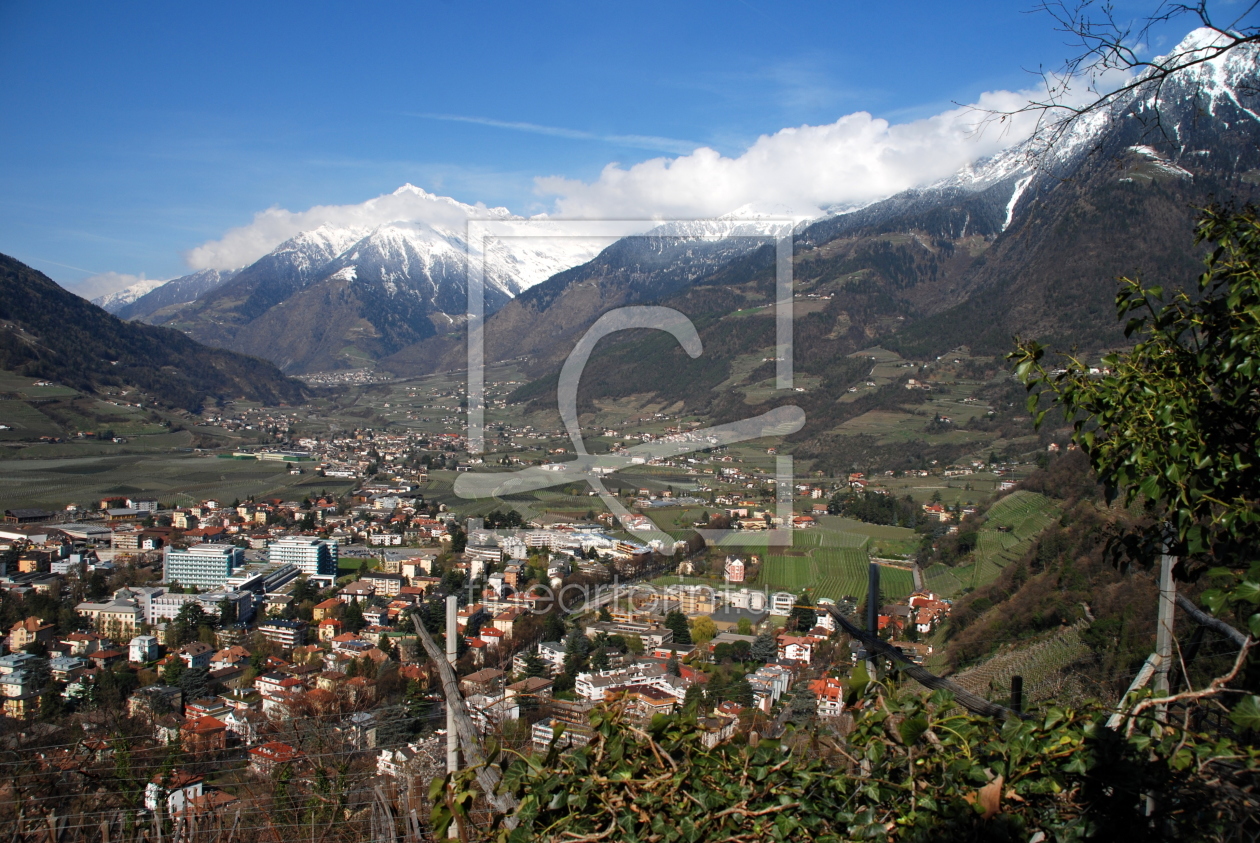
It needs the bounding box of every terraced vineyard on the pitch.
[923,563,963,595]
[760,544,914,602]
[928,491,1061,597]
[950,620,1092,708]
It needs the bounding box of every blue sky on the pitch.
[0,0,1205,295]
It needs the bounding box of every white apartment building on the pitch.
[266,536,338,583]
[163,544,244,589]
[769,591,797,616]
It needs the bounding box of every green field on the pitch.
[759,545,914,603]
[0,400,63,440]
[0,454,353,512]
[929,490,1060,597]
[818,516,917,542]
[923,563,963,595]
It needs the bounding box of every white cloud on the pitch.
[533,87,1053,220]
[73,271,166,301]
[185,185,514,271]
[182,77,1122,272]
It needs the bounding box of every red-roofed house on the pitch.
[478,627,505,649]
[144,770,203,813]
[317,618,343,642]
[249,741,304,776]
[181,716,227,755]
[776,635,814,664]
[312,598,344,621]
[808,677,845,717]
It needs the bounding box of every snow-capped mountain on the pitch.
[151,186,617,372]
[380,29,1258,381]
[148,29,1257,376]
[92,278,168,313]
[114,268,237,322]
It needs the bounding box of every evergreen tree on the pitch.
[217,597,236,626]
[542,613,566,643]
[723,676,755,708]
[750,631,777,663]
[598,605,612,622]
[344,600,366,632]
[177,667,211,702]
[788,594,817,633]
[682,682,704,716]
[591,646,610,672]
[449,523,467,553]
[705,672,728,706]
[38,685,67,720]
[161,658,186,686]
[523,652,546,679]
[789,688,816,724]
[169,602,208,648]
[563,628,591,676]
[666,653,681,676]
[664,610,692,646]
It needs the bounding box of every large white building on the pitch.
[145,590,255,625]
[769,591,797,616]
[267,536,338,583]
[163,544,244,589]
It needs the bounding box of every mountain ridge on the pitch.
[0,254,307,411]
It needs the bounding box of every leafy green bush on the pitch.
[433,679,1260,842]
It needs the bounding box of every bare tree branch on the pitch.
[1176,592,1250,648]
[1123,637,1255,736]
[975,1,1259,163]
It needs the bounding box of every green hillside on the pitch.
[0,254,307,411]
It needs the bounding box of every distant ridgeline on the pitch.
[0,254,307,412]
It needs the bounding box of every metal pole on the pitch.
[1009,675,1023,714]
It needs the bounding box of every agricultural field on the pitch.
[923,563,963,596]
[0,399,63,440]
[925,490,1060,598]
[0,454,353,513]
[950,620,1093,707]
[758,544,914,603]
[818,516,915,542]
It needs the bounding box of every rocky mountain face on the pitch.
[112,268,237,322]
[0,254,306,411]
[383,30,1259,387]
[91,278,167,312]
[383,218,784,377]
[126,32,1257,383]
[146,187,610,373]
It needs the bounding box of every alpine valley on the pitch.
[89,32,1259,394]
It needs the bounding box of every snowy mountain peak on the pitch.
[92,277,168,312]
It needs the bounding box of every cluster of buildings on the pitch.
[875,591,952,640]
